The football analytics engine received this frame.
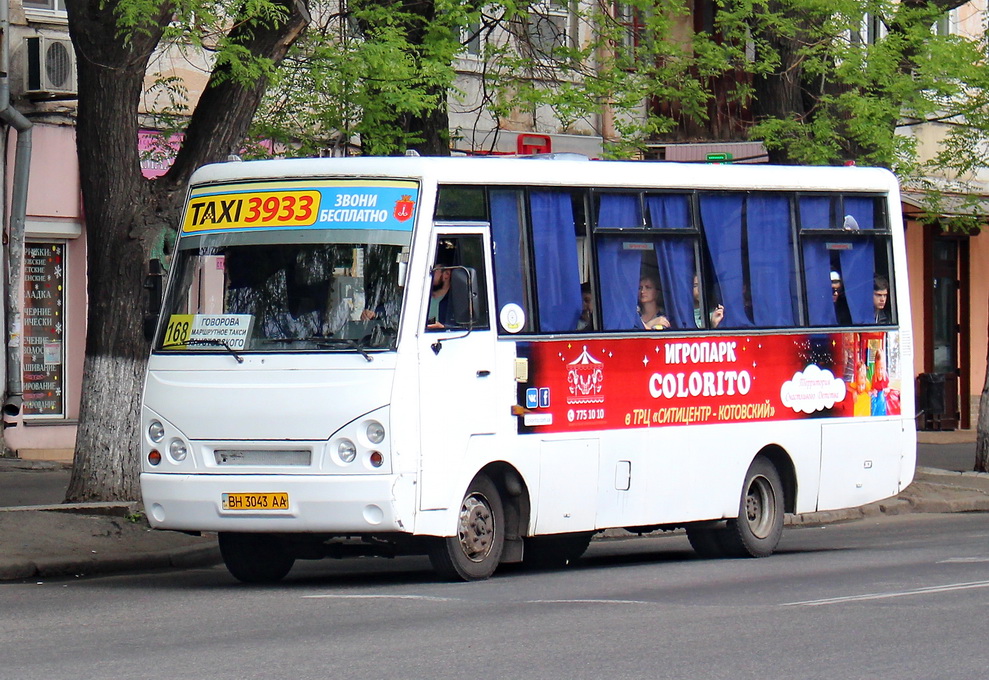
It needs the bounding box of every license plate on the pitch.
[221,492,289,511]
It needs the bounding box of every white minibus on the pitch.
[140,156,915,582]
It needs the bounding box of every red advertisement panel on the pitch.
[515,332,902,434]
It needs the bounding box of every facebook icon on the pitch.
[538,387,550,408]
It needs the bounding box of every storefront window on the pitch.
[22,243,65,418]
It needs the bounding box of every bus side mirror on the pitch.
[144,259,164,342]
[448,266,477,329]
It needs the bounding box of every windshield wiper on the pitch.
[161,339,244,364]
[313,338,374,362]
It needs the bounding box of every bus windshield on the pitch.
[156,231,410,354]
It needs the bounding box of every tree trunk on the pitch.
[401,100,452,156]
[64,0,310,501]
[747,1,808,165]
[64,0,168,502]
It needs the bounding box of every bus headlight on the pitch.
[168,438,188,462]
[366,421,385,444]
[338,439,357,463]
[148,420,165,443]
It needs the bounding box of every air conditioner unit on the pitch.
[25,36,77,97]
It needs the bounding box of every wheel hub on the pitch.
[458,494,494,562]
[745,475,775,539]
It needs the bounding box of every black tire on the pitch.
[721,457,784,558]
[524,532,594,569]
[685,524,726,559]
[428,474,505,581]
[218,532,296,584]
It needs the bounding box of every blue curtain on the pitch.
[597,194,642,228]
[747,195,796,327]
[841,196,878,324]
[840,240,875,324]
[646,195,694,329]
[799,196,832,229]
[531,191,582,332]
[597,195,643,329]
[802,239,837,326]
[490,190,525,318]
[799,196,836,325]
[699,194,751,328]
[647,194,691,229]
[597,238,642,330]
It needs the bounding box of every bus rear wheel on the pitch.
[721,457,784,558]
[428,474,505,581]
[218,532,296,584]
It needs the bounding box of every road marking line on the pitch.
[938,557,989,563]
[525,599,651,605]
[303,594,458,602]
[782,580,989,607]
[302,594,650,605]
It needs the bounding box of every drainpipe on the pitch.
[0,1,34,420]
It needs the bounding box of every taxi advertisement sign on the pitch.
[182,180,420,234]
[163,314,253,350]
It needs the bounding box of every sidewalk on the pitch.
[1,435,988,581]
[0,458,220,581]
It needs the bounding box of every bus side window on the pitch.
[491,190,532,333]
[798,194,893,327]
[426,235,490,331]
[595,192,699,331]
[699,192,798,329]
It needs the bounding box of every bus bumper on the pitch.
[140,473,415,534]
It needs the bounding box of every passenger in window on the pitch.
[426,265,453,330]
[831,271,852,325]
[693,275,723,328]
[638,275,670,330]
[873,275,891,324]
[577,282,594,331]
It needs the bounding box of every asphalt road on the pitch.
[2,513,987,680]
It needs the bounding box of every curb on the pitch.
[0,502,139,517]
[0,544,221,582]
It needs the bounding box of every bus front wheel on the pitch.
[722,457,784,558]
[218,532,295,584]
[428,474,505,581]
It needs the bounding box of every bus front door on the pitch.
[417,231,499,512]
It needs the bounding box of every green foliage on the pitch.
[115,0,290,89]
[125,0,988,210]
[251,0,470,156]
